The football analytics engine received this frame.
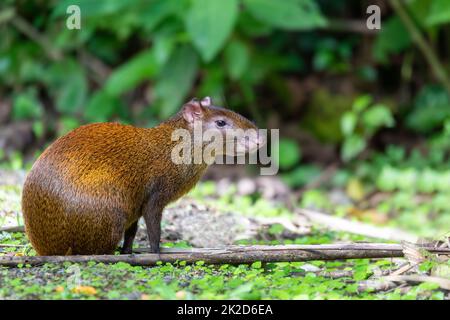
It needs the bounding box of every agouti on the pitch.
[22,97,262,255]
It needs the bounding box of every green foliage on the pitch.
[426,0,450,26]
[276,138,302,170]
[406,85,450,133]
[373,17,411,63]
[12,88,43,120]
[340,95,394,162]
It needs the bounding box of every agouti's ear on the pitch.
[182,98,204,123]
[200,96,212,107]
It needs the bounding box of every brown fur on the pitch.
[22,99,258,255]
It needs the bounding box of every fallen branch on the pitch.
[384,275,450,291]
[296,208,418,243]
[0,225,25,233]
[358,279,398,293]
[1,243,449,267]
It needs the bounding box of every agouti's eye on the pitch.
[215,120,227,128]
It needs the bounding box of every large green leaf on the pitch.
[104,49,159,97]
[426,0,450,26]
[185,0,238,62]
[373,17,411,63]
[243,0,326,30]
[154,45,199,118]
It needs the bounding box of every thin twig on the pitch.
[11,15,63,61]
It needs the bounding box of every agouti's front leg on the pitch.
[142,203,163,254]
[121,221,138,254]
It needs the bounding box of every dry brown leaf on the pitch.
[401,241,426,267]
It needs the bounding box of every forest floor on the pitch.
[0,169,449,300]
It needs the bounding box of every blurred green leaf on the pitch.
[104,49,159,97]
[373,17,411,63]
[362,104,395,131]
[341,112,356,136]
[352,95,372,113]
[45,60,87,114]
[154,45,199,118]
[243,0,326,30]
[277,138,301,170]
[225,40,250,80]
[282,165,321,188]
[341,134,366,162]
[58,117,81,136]
[426,0,450,26]
[406,85,450,133]
[185,0,238,62]
[84,91,126,122]
[12,88,43,120]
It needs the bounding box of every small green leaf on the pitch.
[352,95,372,113]
[362,104,395,131]
[341,134,366,162]
[341,112,357,136]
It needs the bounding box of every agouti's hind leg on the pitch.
[121,220,138,254]
[142,203,163,254]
